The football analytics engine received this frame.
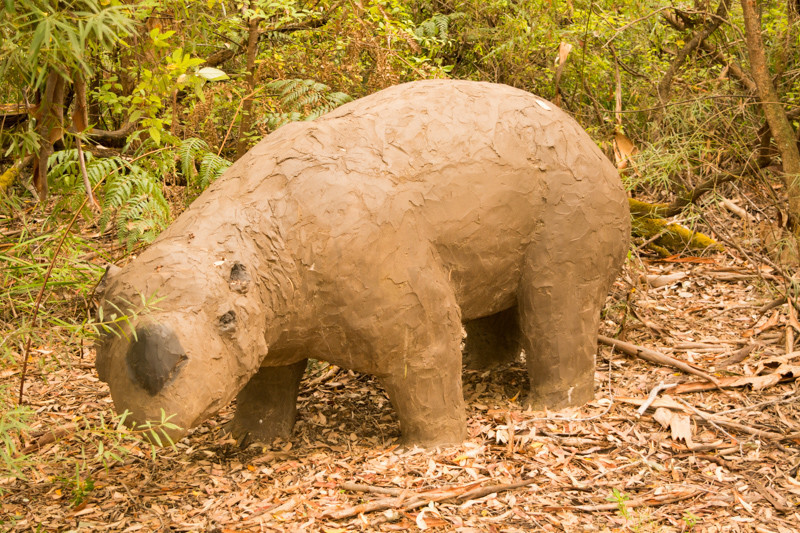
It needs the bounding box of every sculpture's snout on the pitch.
[125,323,187,395]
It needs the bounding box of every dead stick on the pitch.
[546,489,700,512]
[675,398,786,440]
[339,482,404,496]
[598,335,723,387]
[457,478,538,502]
[20,423,78,454]
[323,496,408,520]
[637,381,677,417]
[328,479,528,520]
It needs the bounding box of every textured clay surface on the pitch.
[95,79,630,447]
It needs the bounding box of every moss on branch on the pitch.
[629,198,723,256]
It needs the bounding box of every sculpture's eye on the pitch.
[218,310,237,333]
[229,262,251,293]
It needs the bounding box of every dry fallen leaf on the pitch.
[653,407,694,447]
[613,131,638,170]
[645,271,688,288]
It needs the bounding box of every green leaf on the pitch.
[196,67,229,81]
[29,21,48,64]
[148,126,161,145]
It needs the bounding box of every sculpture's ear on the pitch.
[95,264,122,300]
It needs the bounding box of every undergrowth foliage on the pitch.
[178,138,231,196]
[48,149,170,249]
[261,79,353,130]
[46,138,231,248]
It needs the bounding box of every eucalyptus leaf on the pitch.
[196,67,229,81]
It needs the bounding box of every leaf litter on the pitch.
[3,192,800,532]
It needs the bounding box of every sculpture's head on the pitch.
[94,256,269,442]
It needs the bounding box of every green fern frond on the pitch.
[86,157,128,187]
[262,79,352,130]
[99,160,170,248]
[178,137,209,183]
[197,153,231,191]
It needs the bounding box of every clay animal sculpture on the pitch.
[95,79,630,447]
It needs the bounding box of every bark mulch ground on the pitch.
[2,205,800,532]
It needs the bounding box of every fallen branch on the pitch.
[323,482,480,520]
[631,157,770,222]
[88,121,137,148]
[0,154,34,195]
[457,478,538,503]
[628,201,723,255]
[324,478,536,520]
[598,335,723,387]
[20,423,78,454]
[544,488,701,512]
[339,482,404,496]
[636,381,678,417]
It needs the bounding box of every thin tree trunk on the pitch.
[71,72,100,210]
[236,6,260,159]
[740,0,800,228]
[32,71,67,200]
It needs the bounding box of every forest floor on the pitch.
[2,185,800,532]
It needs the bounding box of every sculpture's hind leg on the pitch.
[228,359,307,444]
[463,307,522,369]
[517,224,624,409]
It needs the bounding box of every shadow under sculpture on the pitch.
[95,79,630,447]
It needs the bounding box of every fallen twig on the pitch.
[544,488,701,512]
[325,478,537,520]
[324,482,480,520]
[598,335,723,387]
[339,482,404,496]
[637,381,678,417]
[457,478,538,503]
[20,423,78,454]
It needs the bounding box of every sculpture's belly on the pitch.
[420,171,545,320]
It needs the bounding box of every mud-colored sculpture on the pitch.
[95,80,630,447]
